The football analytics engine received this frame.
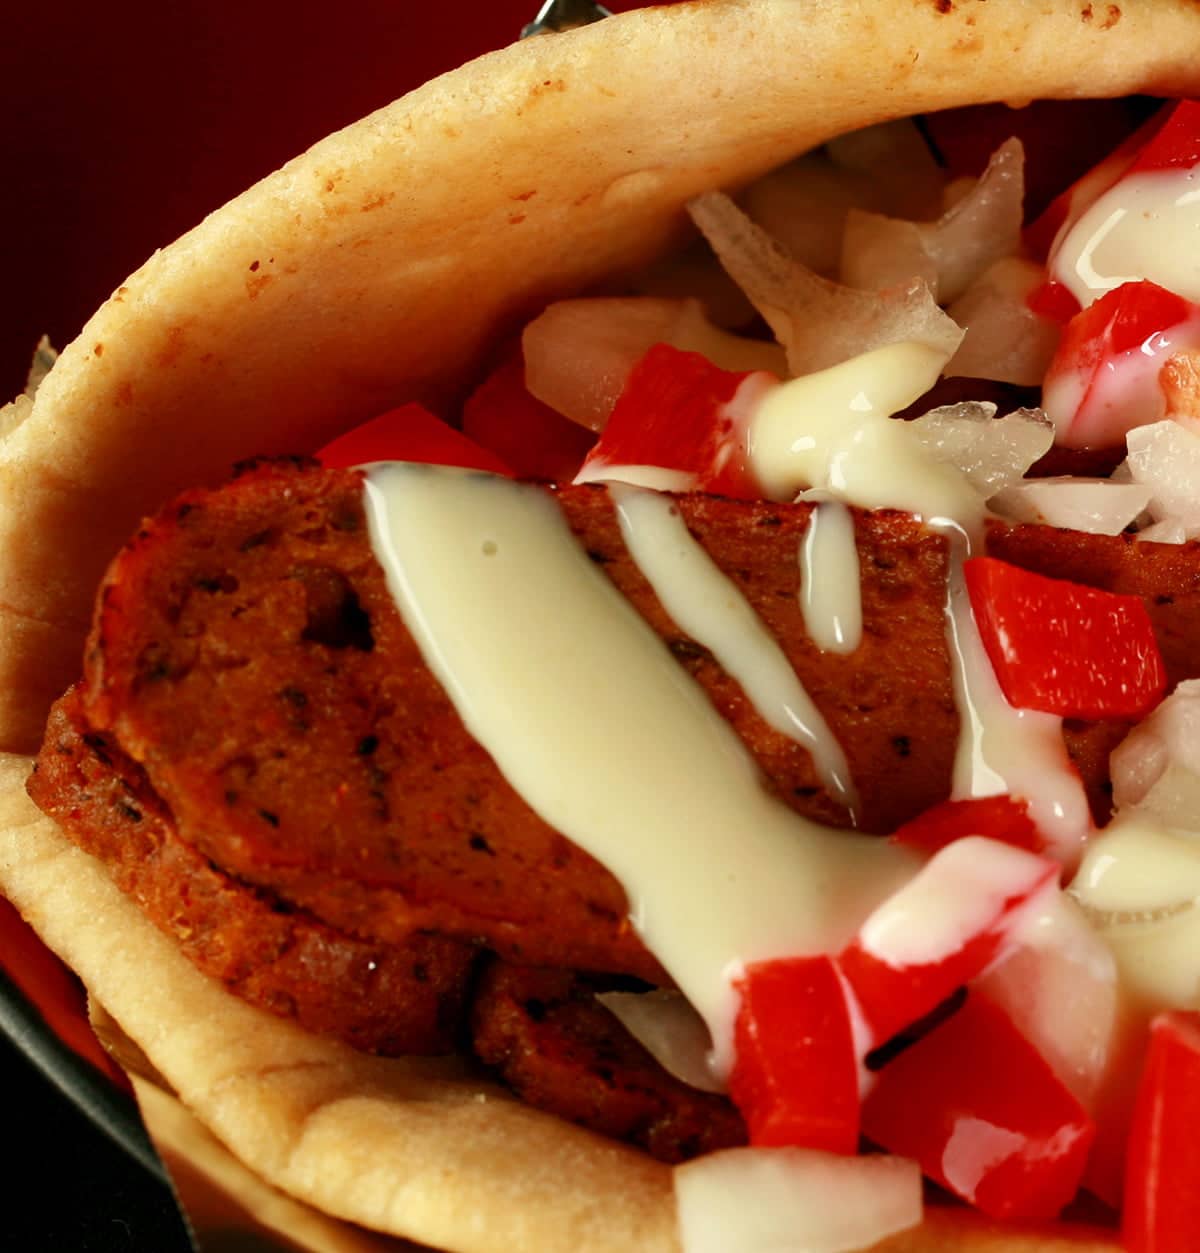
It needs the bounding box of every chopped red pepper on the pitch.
[862,993,1095,1221]
[461,347,596,482]
[315,402,513,476]
[574,343,772,498]
[964,555,1166,721]
[891,796,1043,856]
[1123,1011,1200,1253]
[839,837,1058,1049]
[729,955,859,1154]
[1040,280,1200,450]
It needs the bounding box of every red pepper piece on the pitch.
[574,343,771,498]
[730,955,859,1154]
[891,796,1043,855]
[461,347,596,482]
[862,994,1095,1221]
[964,555,1166,720]
[840,837,1058,1049]
[1040,280,1200,449]
[316,402,513,475]
[1123,1011,1200,1253]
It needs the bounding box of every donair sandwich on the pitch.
[7,2,1200,1250]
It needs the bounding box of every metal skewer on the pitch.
[521,0,611,38]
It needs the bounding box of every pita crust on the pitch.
[0,755,1122,1250]
[6,0,1200,749]
[2,1,1197,1246]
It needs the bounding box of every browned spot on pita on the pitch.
[157,325,189,367]
[934,0,954,13]
[246,272,273,299]
[511,190,537,202]
[93,343,104,357]
[361,192,394,213]
[115,380,134,406]
[529,78,567,102]
[509,213,527,226]
[1102,4,1122,28]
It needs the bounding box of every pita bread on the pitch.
[0,755,1119,1250]
[4,0,1200,1246]
[6,0,1200,750]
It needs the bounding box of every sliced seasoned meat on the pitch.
[29,686,476,1055]
[36,459,1200,995]
[471,961,746,1163]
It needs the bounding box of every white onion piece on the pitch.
[974,893,1117,1112]
[840,139,1025,304]
[738,152,880,277]
[826,118,946,222]
[908,403,1053,497]
[839,212,935,295]
[522,297,786,431]
[1126,420,1200,541]
[596,989,723,1093]
[1112,679,1200,826]
[989,477,1152,536]
[688,191,962,377]
[946,257,1062,386]
[675,1148,922,1253]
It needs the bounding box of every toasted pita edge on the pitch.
[0,755,1121,1252]
[5,0,1200,749]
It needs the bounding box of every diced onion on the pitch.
[946,257,1062,386]
[840,139,1025,305]
[908,403,1053,497]
[1111,679,1200,825]
[989,477,1152,535]
[1126,420,1200,541]
[974,894,1117,1112]
[688,191,962,377]
[596,989,723,1093]
[738,152,880,277]
[522,297,786,431]
[675,1147,922,1253]
[826,118,946,222]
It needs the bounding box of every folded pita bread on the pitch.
[4,0,1200,1247]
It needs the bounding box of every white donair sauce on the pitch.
[610,483,859,819]
[362,463,913,1073]
[798,498,862,655]
[1052,167,1200,308]
[742,341,1091,865]
[941,527,1092,867]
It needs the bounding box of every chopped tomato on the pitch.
[891,796,1043,855]
[1123,1011,1200,1253]
[964,556,1166,721]
[839,837,1058,1049]
[729,956,859,1154]
[1039,280,1200,449]
[315,402,513,475]
[862,994,1095,1221]
[573,343,772,498]
[461,347,596,482]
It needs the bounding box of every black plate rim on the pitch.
[0,966,166,1182]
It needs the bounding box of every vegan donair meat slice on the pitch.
[8,2,1200,1251]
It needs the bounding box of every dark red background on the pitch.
[0,0,661,398]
